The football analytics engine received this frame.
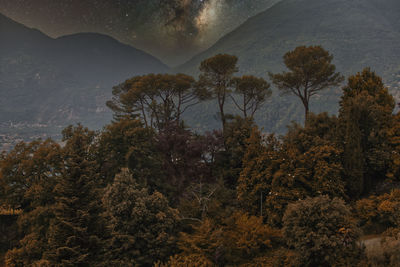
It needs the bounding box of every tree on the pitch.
[107,73,198,130]
[217,116,257,187]
[176,212,281,266]
[0,140,62,211]
[2,140,63,266]
[43,125,106,266]
[155,124,213,204]
[355,189,400,233]
[197,54,238,132]
[387,112,400,181]
[283,196,363,266]
[238,116,347,227]
[231,75,272,119]
[338,68,395,198]
[102,169,180,266]
[269,46,344,122]
[96,118,156,185]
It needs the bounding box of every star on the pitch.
[0,0,281,65]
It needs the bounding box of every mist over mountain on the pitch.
[0,13,168,142]
[178,0,400,132]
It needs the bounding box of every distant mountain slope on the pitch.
[178,0,400,133]
[0,13,168,143]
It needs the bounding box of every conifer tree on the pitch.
[44,125,106,266]
[339,68,395,197]
[102,169,180,266]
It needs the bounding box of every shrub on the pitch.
[283,195,363,266]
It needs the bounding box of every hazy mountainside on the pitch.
[0,13,168,145]
[178,0,400,133]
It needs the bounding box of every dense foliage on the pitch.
[1,47,400,266]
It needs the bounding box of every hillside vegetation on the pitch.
[178,0,400,133]
[0,13,168,145]
[1,50,400,266]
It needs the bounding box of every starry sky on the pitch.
[0,0,280,66]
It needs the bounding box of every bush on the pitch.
[355,189,400,233]
[283,195,363,266]
[176,212,282,266]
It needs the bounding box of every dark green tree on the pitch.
[269,46,344,121]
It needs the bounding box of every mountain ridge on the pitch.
[176,0,400,133]
[0,13,169,145]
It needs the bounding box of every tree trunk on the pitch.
[303,99,309,125]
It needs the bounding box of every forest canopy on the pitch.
[1,46,400,266]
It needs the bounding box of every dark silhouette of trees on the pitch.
[107,73,198,130]
[269,46,344,122]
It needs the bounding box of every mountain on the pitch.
[0,13,168,144]
[178,0,400,133]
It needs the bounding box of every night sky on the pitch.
[0,0,279,65]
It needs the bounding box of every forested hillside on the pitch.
[1,51,399,266]
[0,13,168,147]
[178,0,400,133]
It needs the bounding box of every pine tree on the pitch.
[44,126,106,266]
[102,169,180,266]
[197,54,238,132]
[269,46,343,122]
